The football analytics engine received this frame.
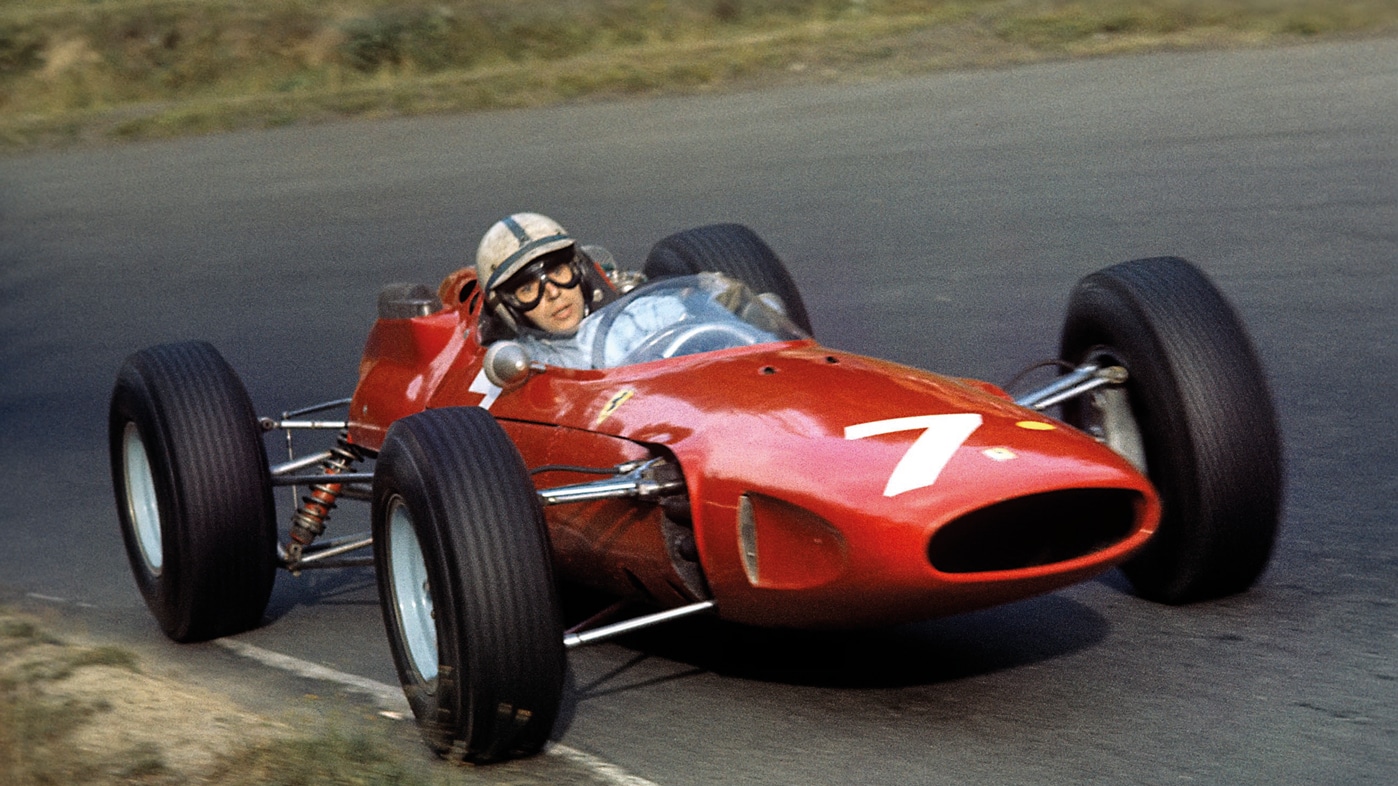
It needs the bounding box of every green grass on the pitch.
[2,0,1395,151]
[205,730,440,786]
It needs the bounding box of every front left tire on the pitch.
[1059,257,1284,604]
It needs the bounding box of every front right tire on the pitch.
[372,406,565,762]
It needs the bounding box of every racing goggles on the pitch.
[499,254,582,312]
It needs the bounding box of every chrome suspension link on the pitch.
[563,600,716,649]
[1014,362,1128,411]
[536,458,685,506]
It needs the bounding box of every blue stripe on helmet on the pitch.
[501,215,532,244]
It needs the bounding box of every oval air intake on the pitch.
[927,489,1141,574]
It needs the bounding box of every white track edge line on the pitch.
[215,638,408,711]
[214,639,660,786]
[544,744,665,786]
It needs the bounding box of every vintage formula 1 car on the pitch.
[109,224,1282,762]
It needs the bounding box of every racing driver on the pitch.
[476,212,790,369]
[476,212,682,368]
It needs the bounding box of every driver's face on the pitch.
[524,275,585,333]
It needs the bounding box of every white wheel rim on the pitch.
[388,498,437,684]
[122,422,163,573]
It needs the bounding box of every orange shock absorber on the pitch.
[286,435,361,562]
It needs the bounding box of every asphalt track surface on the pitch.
[2,38,1394,785]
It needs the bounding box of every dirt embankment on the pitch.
[1,606,622,785]
[1,608,285,785]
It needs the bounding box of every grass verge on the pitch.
[1,0,1396,152]
[0,607,585,786]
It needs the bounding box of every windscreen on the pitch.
[591,273,807,368]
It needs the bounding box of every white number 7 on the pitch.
[845,414,983,497]
[468,368,502,410]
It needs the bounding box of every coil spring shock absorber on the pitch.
[286,434,363,563]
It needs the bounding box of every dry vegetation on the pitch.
[1,0,1396,150]
[1,608,280,785]
[0,607,602,785]
[0,605,633,784]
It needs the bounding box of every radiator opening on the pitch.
[928,489,1140,574]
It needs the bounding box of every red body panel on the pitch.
[349,270,1160,628]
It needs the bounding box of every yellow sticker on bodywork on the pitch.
[1015,420,1057,431]
[595,389,635,425]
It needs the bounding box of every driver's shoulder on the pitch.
[512,329,588,369]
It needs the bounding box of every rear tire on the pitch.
[644,223,813,334]
[372,407,565,762]
[1059,257,1283,603]
[108,341,277,642]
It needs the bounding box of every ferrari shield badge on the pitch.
[596,389,635,425]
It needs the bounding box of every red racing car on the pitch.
[108,223,1282,762]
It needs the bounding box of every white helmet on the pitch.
[476,213,576,294]
[475,213,585,336]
